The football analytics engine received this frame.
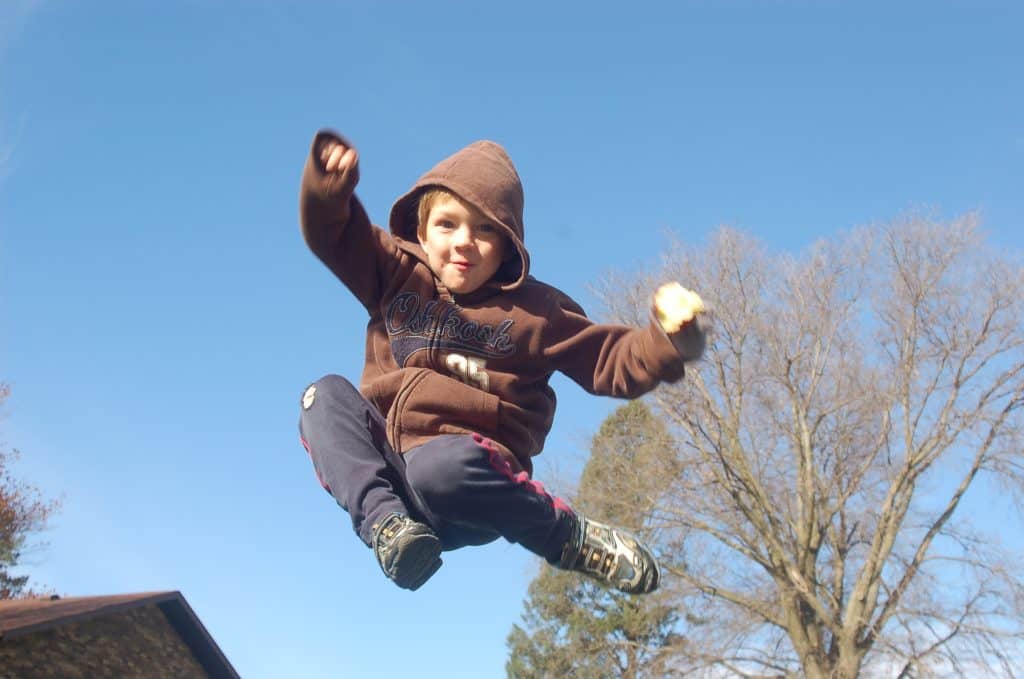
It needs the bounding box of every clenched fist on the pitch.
[319,138,359,175]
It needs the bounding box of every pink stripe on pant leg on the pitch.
[300,436,332,493]
[473,433,572,514]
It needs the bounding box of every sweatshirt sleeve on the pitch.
[541,292,686,398]
[299,130,402,311]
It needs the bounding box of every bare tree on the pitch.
[593,215,1024,677]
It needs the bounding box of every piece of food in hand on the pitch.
[654,283,706,332]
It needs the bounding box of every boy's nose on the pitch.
[451,226,473,247]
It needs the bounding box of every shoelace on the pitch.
[373,513,406,551]
[578,544,616,577]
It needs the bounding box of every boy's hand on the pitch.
[307,132,361,204]
[318,138,359,176]
[654,283,705,332]
[654,282,710,361]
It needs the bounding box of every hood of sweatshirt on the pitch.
[389,140,530,291]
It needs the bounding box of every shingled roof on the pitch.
[0,591,239,678]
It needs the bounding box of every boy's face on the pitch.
[418,194,505,295]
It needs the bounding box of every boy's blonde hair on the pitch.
[416,188,457,241]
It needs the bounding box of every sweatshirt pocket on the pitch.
[387,368,500,453]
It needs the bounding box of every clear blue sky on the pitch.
[2,2,1022,677]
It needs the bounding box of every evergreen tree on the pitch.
[507,402,685,678]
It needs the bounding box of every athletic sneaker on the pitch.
[370,513,442,591]
[557,512,661,594]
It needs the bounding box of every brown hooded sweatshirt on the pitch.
[300,130,687,475]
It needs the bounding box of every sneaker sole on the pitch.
[390,532,443,591]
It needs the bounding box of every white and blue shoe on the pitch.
[558,513,661,594]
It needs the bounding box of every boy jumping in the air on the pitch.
[298,129,710,593]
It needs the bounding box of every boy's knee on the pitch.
[300,374,359,413]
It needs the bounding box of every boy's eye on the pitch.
[478,224,496,233]
[435,220,455,229]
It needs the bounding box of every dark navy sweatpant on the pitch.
[298,374,573,560]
